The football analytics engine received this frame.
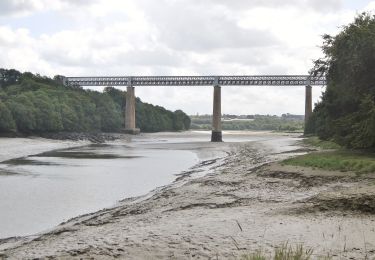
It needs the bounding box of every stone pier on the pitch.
[124,86,140,135]
[305,85,312,126]
[211,83,222,142]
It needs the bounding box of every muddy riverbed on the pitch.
[1,131,375,259]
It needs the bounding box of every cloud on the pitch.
[0,0,360,115]
[0,0,100,17]
[137,0,279,52]
[116,49,182,67]
[189,0,343,12]
[0,0,42,16]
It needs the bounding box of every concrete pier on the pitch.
[211,85,222,142]
[305,85,312,126]
[124,86,140,135]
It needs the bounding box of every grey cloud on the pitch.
[308,0,342,12]
[189,0,343,12]
[41,51,93,67]
[218,48,272,66]
[139,0,279,52]
[217,48,296,74]
[0,0,39,16]
[40,46,182,70]
[116,49,182,67]
[0,0,99,16]
[59,0,96,5]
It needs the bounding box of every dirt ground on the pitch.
[1,137,375,259]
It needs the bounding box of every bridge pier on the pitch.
[305,85,312,126]
[124,86,140,135]
[211,83,222,142]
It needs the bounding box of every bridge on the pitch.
[62,75,326,142]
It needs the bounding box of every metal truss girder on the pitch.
[64,75,326,87]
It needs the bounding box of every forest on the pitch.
[0,69,191,134]
[306,13,375,149]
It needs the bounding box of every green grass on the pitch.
[283,151,375,174]
[241,243,315,260]
[302,136,341,150]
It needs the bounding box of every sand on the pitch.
[0,137,89,163]
[0,134,375,259]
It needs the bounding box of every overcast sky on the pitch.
[0,0,374,115]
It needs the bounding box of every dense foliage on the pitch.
[0,69,190,134]
[306,13,375,149]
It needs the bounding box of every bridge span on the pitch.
[63,75,326,142]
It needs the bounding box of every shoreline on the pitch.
[1,133,374,259]
[0,137,91,163]
[0,132,230,239]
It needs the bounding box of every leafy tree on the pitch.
[7,96,37,132]
[0,69,22,88]
[173,110,190,130]
[0,100,16,131]
[95,94,123,132]
[308,13,375,148]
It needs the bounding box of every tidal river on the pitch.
[0,131,282,239]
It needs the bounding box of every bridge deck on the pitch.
[64,75,326,87]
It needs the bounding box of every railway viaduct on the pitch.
[63,75,326,142]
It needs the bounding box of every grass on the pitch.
[283,151,375,174]
[302,136,341,150]
[284,136,375,174]
[241,243,316,260]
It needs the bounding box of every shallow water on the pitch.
[0,140,200,238]
[0,131,299,239]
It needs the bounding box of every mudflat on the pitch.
[1,133,374,259]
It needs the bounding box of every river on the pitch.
[0,131,292,239]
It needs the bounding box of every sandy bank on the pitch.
[1,134,375,259]
[0,137,90,163]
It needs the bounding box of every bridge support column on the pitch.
[211,85,222,142]
[305,85,312,127]
[124,86,140,135]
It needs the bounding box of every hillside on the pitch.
[0,69,190,134]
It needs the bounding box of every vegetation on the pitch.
[241,243,315,260]
[302,136,341,150]
[191,115,304,132]
[283,151,375,174]
[284,136,375,174]
[306,13,375,149]
[0,69,190,134]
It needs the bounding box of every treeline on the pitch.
[306,13,375,149]
[0,69,190,134]
[191,115,304,132]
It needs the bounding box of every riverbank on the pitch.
[0,132,126,144]
[0,137,90,163]
[1,133,375,259]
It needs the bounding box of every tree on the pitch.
[95,94,123,132]
[0,100,16,131]
[173,110,190,130]
[7,97,36,132]
[308,13,375,148]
